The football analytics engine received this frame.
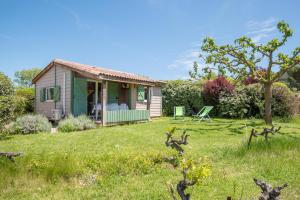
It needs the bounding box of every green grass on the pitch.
[0,117,299,199]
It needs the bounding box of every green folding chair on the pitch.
[193,106,214,121]
[174,106,185,119]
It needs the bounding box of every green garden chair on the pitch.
[174,106,185,119]
[193,106,214,121]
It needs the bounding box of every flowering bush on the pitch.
[272,83,299,117]
[58,115,96,132]
[7,114,52,134]
[202,76,234,115]
[219,84,264,118]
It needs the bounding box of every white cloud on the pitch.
[245,17,277,43]
[168,49,199,70]
[246,17,276,30]
[52,1,92,30]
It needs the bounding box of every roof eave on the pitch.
[98,74,156,86]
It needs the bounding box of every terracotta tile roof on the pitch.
[33,59,162,85]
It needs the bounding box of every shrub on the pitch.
[8,114,52,134]
[77,115,97,130]
[162,80,203,116]
[15,87,35,113]
[272,83,299,117]
[13,95,27,116]
[58,115,96,132]
[243,76,259,85]
[0,72,14,96]
[0,95,28,130]
[0,96,15,128]
[202,76,234,115]
[0,72,14,129]
[219,84,264,118]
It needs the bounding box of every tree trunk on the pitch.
[264,83,273,125]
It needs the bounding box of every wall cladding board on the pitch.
[35,64,72,118]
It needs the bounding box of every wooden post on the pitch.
[130,84,136,110]
[95,81,99,120]
[102,81,108,126]
[147,86,151,120]
[147,86,151,110]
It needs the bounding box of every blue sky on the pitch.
[0,0,299,80]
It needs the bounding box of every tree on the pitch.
[14,68,41,87]
[0,72,14,96]
[199,21,300,125]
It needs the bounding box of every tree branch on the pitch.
[0,152,23,162]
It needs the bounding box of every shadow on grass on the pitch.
[221,136,300,159]
[0,134,12,141]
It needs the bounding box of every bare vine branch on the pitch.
[248,126,281,146]
[0,152,23,162]
[165,129,189,156]
[254,178,288,200]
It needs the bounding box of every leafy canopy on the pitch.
[14,68,41,87]
[200,21,300,84]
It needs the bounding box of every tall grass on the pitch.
[221,135,300,158]
[0,117,299,199]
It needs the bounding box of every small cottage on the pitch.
[32,59,164,125]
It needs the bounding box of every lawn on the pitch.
[0,117,299,200]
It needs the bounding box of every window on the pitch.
[137,86,145,102]
[137,86,148,102]
[46,87,55,101]
[40,86,60,102]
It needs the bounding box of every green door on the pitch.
[73,77,87,116]
[108,82,119,104]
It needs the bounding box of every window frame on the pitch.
[45,87,55,102]
[136,85,148,103]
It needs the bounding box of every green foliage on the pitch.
[15,87,35,113]
[189,61,218,80]
[0,72,26,129]
[12,95,27,116]
[200,21,300,84]
[0,72,14,96]
[162,80,203,116]
[180,157,212,183]
[6,114,51,134]
[219,83,298,118]
[58,115,96,132]
[0,96,15,128]
[219,84,264,118]
[14,68,41,87]
[0,96,27,130]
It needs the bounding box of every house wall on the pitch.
[35,64,72,118]
[129,84,148,110]
[129,84,162,117]
[150,87,162,117]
